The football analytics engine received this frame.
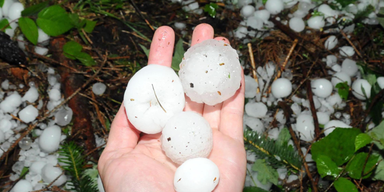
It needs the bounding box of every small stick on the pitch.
[152,84,167,113]
[247,43,260,93]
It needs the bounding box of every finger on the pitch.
[148,26,175,67]
[220,69,245,143]
[214,36,230,44]
[104,104,140,152]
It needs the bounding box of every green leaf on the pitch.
[243,186,269,192]
[367,120,384,150]
[36,5,74,36]
[69,13,84,29]
[315,155,341,178]
[373,156,384,181]
[171,38,185,72]
[346,152,379,179]
[0,19,11,31]
[18,17,38,45]
[355,133,372,152]
[204,3,219,18]
[335,0,358,8]
[21,1,49,16]
[0,0,4,7]
[139,44,150,58]
[76,52,96,66]
[311,128,361,166]
[334,177,358,192]
[335,82,349,100]
[252,159,279,185]
[20,167,29,176]
[63,41,83,59]
[379,8,384,29]
[276,127,291,146]
[84,20,97,33]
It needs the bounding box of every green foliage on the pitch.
[355,133,372,152]
[204,3,219,18]
[373,156,384,181]
[335,0,357,8]
[36,5,74,36]
[0,0,3,7]
[21,1,49,16]
[0,19,11,31]
[312,128,361,166]
[334,177,358,192]
[252,159,279,185]
[84,20,97,33]
[335,82,349,100]
[311,11,324,17]
[243,186,269,192]
[379,8,384,29]
[171,38,185,72]
[368,120,384,150]
[244,129,302,171]
[139,44,150,58]
[346,152,379,179]
[18,17,38,45]
[276,127,290,146]
[63,41,96,66]
[315,155,341,178]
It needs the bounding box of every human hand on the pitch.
[98,23,246,192]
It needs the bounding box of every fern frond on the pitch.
[58,141,85,181]
[244,129,302,172]
[79,174,99,192]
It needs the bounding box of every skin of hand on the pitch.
[98,23,246,192]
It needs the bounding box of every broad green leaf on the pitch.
[252,159,278,185]
[36,5,74,36]
[0,0,3,7]
[21,1,49,16]
[355,133,372,151]
[63,41,83,59]
[75,52,96,66]
[139,44,150,58]
[171,38,185,72]
[204,3,219,18]
[276,127,291,146]
[312,128,361,166]
[243,186,269,192]
[366,73,377,86]
[368,120,384,149]
[69,13,84,29]
[335,82,349,100]
[346,152,379,179]
[373,156,384,181]
[18,17,38,45]
[20,167,29,176]
[334,177,358,192]
[315,155,341,178]
[0,19,11,31]
[84,20,97,33]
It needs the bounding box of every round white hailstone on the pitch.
[11,179,33,192]
[174,158,219,192]
[377,77,384,89]
[17,35,25,50]
[244,115,264,134]
[324,35,338,50]
[245,102,268,118]
[55,107,73,126]
[0,130,4,143]
[324,120,351,136]
[318,4,337,18]
[311,79,333,98]
[39,125,61,153]
[5,20,18,38]
[1,79,9,90]
[235,26,247,39]
[18,105,38,123]
[2,0,14,17]
[307,16,325,29]
[265,0,284,15]
[283,0,298,8]
[174,22,186,30]
[124,64,185,134]
[37,28,50,45]
[92,82,107,95]
[326,55,337,67]
[49,88,61,101]
[35,46,49,56]
[289,17,305,32]
[331,72,351,89]
[161,111,212,164]
[244,75,258,98]
[42,164,67,186]
[0,92,22,113]
[179,39,241,106]
[271,78,292,98]
[295,114,314,142]
[341,58,358,77]
[352,79,371,100]
[246,16,263,30]
[316,112,330,125]
[0,119,12,132]
[30,161,46,175]
[254,10,270,23]
[8,2,24,21]
[241,5,255,17]
[339,46,355,57]
[22,87,39,103]
[332,64,341,72]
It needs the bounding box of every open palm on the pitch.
[98,24,246,192]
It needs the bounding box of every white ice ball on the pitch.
[30,161,46,175]
[48,88,61,101]
[311,79,333,98]
[339,46,355,57]
[245,102,268,118]
[39,125,61,153]
[324,120,351,136]
[124,64,185,134]
[244,116,264,134]
[241,5,255,17]
[324,35,338,50]
[271,78,292,98]
[37,28,50,45]
[2,0,14,17]
[295,114,314,142]
[22,87,39,103]
[0,92,22,113]
[179,39,241,106]
[307,16,325,29]
[352,79,371,100]
[35,46,49,56]
[377,77,384,89]
[341,58,358,77]
[289,17,305,32]
[254,10,270,22]
[8,2,24,21]
[331,72,351,89]
[18,105,38,123]
[265,0,284,15]
[316,112,330,125]
[92,82,107,95]
[42,164,67,186]
[174,158,219,192]
[244,75,258,98]
[11,179,32,192]
[161,111,212,164]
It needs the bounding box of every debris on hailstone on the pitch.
[179,39,241,106]
[324,35,338,50]
[351,79,371,100]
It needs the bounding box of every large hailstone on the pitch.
[124,64,185,134]
[179,39,241,106]
[161,111,212,164]
[174,158,220,192]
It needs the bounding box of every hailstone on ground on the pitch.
[124,64,185,134]
[161,111,212,164]
[179,39,241,106]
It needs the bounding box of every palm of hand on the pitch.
[99,24,246,192]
